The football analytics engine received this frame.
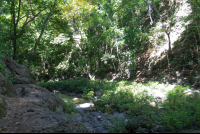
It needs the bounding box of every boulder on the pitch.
[0,84,78,133]
[94,90,103,96]
[5,56,35,84]
[0,56,89,133]
[135,127,148,133]
[0,97,7,118]
[0,72,17,97]
[14,84,66,112]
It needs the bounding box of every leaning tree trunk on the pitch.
[166,31,172,68]
[29,0,57,68]
[166,32,171,55]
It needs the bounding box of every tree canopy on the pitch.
[0,0,199,81]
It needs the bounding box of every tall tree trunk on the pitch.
[166,31,171,68]
[29,0,57,68]
[11,0,21,60]
[11,1,17,60]
[9,13,13,57]
[166,32,172,57]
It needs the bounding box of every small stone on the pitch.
[135,127,148,133]
[94,91,103,96]
[69,93,76,96]
[97,116,101,119]
[103,120,115,128]
[94,127,106,133]
[21,87,26,96]
[93,123,102,128]
[90,112,100,117]
[103,113,109,116]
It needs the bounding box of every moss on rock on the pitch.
[0,72,17,97]
[0,97,7,118]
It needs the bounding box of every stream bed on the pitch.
[56,93,92,104]
[56,93,94,109]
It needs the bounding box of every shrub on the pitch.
[159,85,200,132]
[39,77,91,93]
[63,99,76,114]
[108,118,129,133]
[41,79,200,133]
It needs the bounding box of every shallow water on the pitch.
[56,93,92,104]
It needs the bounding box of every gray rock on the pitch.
[76,93,82,98]
[70,114,82,122]
[103,113,109,117]
[82,113,92,123]
[103,120,115,128]
[76,108,86,114]
[94,126,107,133]
[135,127,148,133]
[82,123,94,133]
[94,90,103,96]
[108,112,126,122]
[90,112,101,117]
[0,57,91,133]
[5,56,35,84]
[69,93,76,96]
[35,94,43,99]
[154,125,166,133]
[0,72,17,97]
[92,123,102,128]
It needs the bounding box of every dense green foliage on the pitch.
[39,77,115,93]
[40,78,200,133]
[3,0,198,80]
[0,0,199,80]
[1,0,200,133]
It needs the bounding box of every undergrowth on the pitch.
[39,78,200,133]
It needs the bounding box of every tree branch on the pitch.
[16,0,21,28]
[29,0,57,67]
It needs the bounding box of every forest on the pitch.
[1,0,200,133]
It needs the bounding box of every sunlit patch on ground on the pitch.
[76,103,94,108]
[56,93,92,104]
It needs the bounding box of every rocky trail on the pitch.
[0,83,128,133]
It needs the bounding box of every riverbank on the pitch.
[45,79,200,133]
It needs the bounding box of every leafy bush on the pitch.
[163,85,189,109]
[40,79,200,133]
[108,118,129,133]
[0,63,4,71]
[93,82,200,133]
[39,77,91,93]
[63,99,76,114]
[82,90,94,99]
[94,81,154,114]
[39,78,117,95]
[159,85,200,132]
